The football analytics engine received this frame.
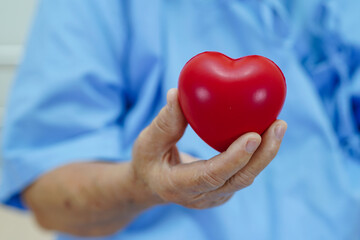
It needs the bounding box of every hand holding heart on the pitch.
[179,52,287,152]
[130,89,287,209]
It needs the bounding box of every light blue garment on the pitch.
[1,0,360,239]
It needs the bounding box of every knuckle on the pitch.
[231,169,255,188]
[200,169,226,190]
[266,142,281,159]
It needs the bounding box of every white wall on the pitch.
[0,0,38,167]
[0,3,53,240]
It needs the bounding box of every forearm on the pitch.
[22,161,158,237]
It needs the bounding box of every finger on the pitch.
[215,120,287,194]
[141,89,188,154]
[171,132,261,192]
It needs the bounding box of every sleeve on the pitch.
[0,0,130,209]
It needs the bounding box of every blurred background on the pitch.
[0,0,53,239]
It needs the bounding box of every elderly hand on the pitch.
[24,88,286,237]
[131,88,287,209]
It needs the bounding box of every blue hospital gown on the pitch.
[1,0,360,239]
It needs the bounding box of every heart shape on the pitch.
[178,52,286,152]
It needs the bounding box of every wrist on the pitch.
[113,162,162,211]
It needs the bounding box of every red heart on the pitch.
[178,52,286,152]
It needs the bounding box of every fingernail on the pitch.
[275,124,286,140]
[245,139,260,153]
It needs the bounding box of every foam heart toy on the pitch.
[178,52,286,152]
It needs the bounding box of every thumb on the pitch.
[143,88,188,153]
